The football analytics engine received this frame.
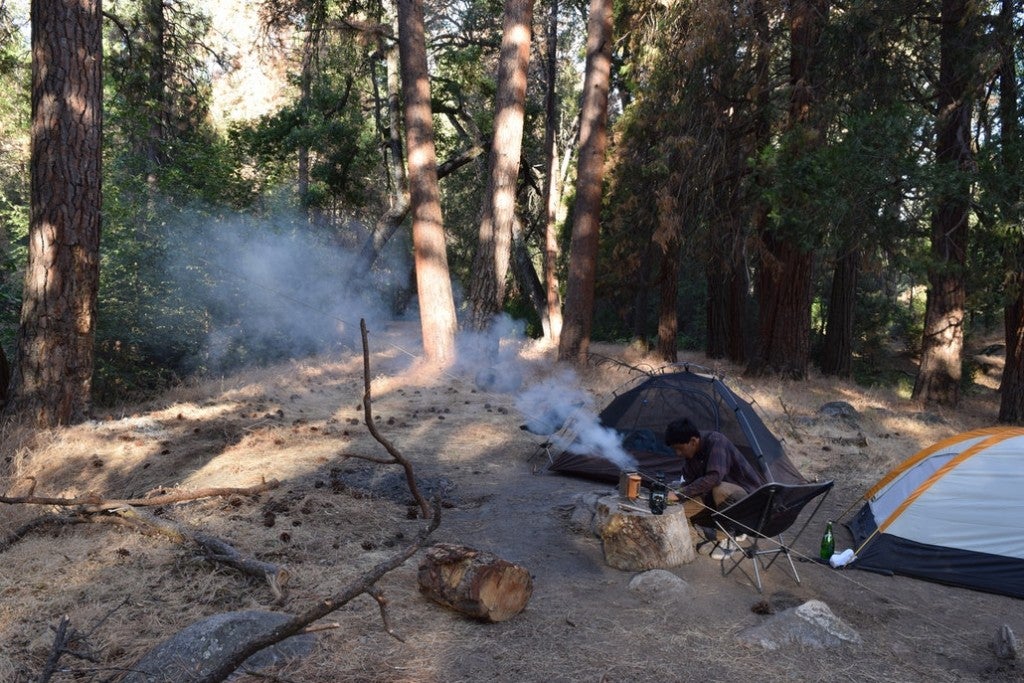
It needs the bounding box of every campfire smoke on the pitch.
[515,370,638,470]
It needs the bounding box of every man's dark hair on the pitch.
[664,418,700,446]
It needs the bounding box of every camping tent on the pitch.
[546,364,806,486]
[848,427,1024,599]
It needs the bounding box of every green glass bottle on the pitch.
[819,521,835,560]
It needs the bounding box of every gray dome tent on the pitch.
[547,364,806,486]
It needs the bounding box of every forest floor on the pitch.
[0,324,1021,682]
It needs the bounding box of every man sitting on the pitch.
[664,418,765,559]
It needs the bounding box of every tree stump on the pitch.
[595,495,695,571]
[417,543,533,622]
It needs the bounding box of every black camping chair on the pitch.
[709,480,835,593]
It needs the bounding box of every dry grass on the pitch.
[1,335,1020,682]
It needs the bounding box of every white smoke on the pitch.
[515,368,638,470]
[454,313,527,393]
[160,208,409,371]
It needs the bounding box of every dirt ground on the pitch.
[0,327,1021,682]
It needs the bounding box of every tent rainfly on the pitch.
[848,427,1024,599]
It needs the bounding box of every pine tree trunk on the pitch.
[541,0,563,345]
[726,262,749,363]
[1001,282,1024,422]
[706,214,746,361]
[998,0,1023,423]
[820,248,858,377]
[510,217,548,327]
[397,0,457,363]
[912,0,976,406]
[558,0,612,364]
[7,0,103,427]
[467,0,533,332]
[656,277,679,363]
[749,0,824,379]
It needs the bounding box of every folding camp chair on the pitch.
[709,480,835,593]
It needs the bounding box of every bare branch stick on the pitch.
[37,615,71,683]
[368,586,405,642]
[1,479,280,512]
[359,319,431,518]
[336,451,396,465]
[88,508,289,601]
[0,513,78,552]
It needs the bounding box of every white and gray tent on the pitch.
[847,427,1024,599]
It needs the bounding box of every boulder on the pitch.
[627,569,690,601]
[737,600,861,651]
[123,610,315,683]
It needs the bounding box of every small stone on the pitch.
[995,624,1019,661]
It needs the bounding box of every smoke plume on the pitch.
[515,369,637,470]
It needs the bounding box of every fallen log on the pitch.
[94,508,290,602]
[417,543,532,622]
[0,478,280,512]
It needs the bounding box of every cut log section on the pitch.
[595,495,695,571]
[417,543,533,622]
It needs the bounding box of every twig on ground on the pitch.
[368,586,405,642]
[1,478,280,512]
[37,611,105,683]
[85,508,290,602]
[37,614,71,683]
[0,513,77,552]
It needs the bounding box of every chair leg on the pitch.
[760,537,802,586]
[720,544,765,593]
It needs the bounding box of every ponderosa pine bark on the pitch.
[912,0,977,406]
[654,204,681,363]
[467,0,533,332]
[396,0,457,363]
[998,0,1023,423]
[6,0,103,427]
[558,0,612,364]
[747,0,827,379]
[541,0,564,345]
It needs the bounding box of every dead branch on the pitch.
[337,451,395,465]
[38,614,71,683]
[358,318,431,518]
[0,513,77,552]
[89,507,290,602]
[0,479,280,512]
[193,499,441,683]
[368,586,405,642]
[37,614,101,683]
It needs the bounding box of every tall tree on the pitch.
[912,0,979,406]
[396,0,457,363]
[540,0,563,345]
[296,0,327,209]
[558,0,612,363]
[998,0,1023,422]
[747,0,829,379]
[7,0,103,426]
[467,0,533,332]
